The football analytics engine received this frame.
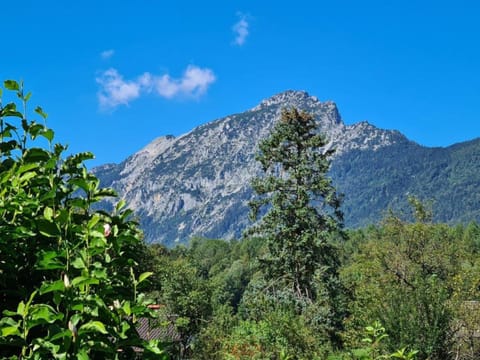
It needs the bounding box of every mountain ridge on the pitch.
[94,90,480,245]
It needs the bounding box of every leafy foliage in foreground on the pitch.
[0,81,165,358]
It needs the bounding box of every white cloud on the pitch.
[232,13,249,46]
[96,65,216,110]
[155,65,216,99]
[96,68,144,109]
[100,49,115,60]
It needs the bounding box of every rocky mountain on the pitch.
[94,90,480,245]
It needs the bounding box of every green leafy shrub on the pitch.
[329,322,418,360]
[0,80,166,358]
[341,202,467,359]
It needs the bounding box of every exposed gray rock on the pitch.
[93,90,410,245]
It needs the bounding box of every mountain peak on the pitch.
[253,90,320,110]
[270,89,312,101]
[94,90,423,245]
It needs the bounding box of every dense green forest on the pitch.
[143,216,480,359]
[1,82,480,359]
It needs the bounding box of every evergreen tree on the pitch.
[248,107,343,302]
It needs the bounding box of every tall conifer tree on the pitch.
[249,107,343,302]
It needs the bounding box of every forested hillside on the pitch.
[331,137,480,226]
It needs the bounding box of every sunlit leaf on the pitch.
[71,257,86,270]
[16,301,25,316]
[29,304,63,324]
[87,214,100,229]
[116,199,126,212]
[78,320,107,335]
[39,280,65,295]
[138,272,154,285]
[71,276,99,287]
[1,325,21,337]
[43,207,54,221]
[4,80,19,91]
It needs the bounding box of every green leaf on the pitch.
[68,198,88,210]
[0,139,19,153]
[25,290,38,310]
[77,349,89,360]
[116,199,126,212]
[70,178,91,193]
[18,171,37,183]
[16,301,25,316]
[36,250,65,270]
[71,276,99,287]
[39,189,57,202]
[40,280,65,294]
[2,310,17,316]
[29,123,45,139]
[122,301,131,316]
[143,339,166,355]
[32,338,61,355]
[71,257,86,269]
[78,320,107,335]
[91,268,107,280]
[23,148,50,162]
[138,271,154,285]
[29,304,62,324]
[118,321,131,339]
[37,219,60,238]
[1,325,21,337]
[49,328,72,341]
[21,118,28,132]
[94,188,117,198]
[11,226,36,238]
[65,152,94,166]
[53,292,62,307]
[41,128,54,142]
[43,207,54,221]
[87,214,100,229]
[1,109,23,118]
[18,162,39,174]
[34,106,48,119]
[119,208,134,220]
[4,80,19,91]
[89,235,107,248]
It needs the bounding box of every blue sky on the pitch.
[1,0,480,166]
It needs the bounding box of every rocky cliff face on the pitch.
[94,90,412,245]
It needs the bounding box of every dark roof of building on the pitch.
[135,305,181,343]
